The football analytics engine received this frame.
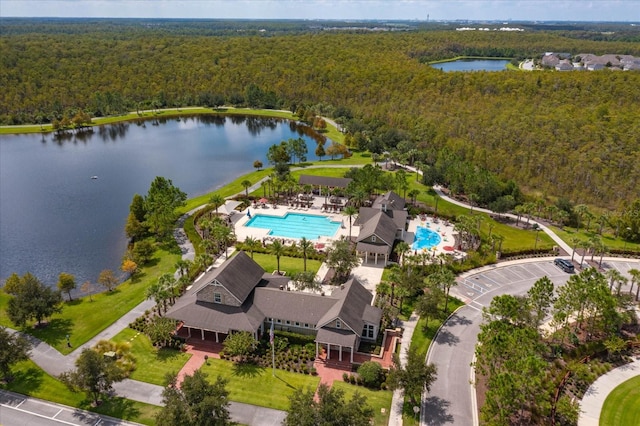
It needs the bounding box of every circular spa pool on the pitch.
[412,226,442,250]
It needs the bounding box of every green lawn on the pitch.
[109,328,192,385]
[0,248,180,354]
[332,381,393,426]
[0,359,160,425]
[250,252,322,278]
[551,225,640,253]
[199,358,320,410]
[600,375,640,426]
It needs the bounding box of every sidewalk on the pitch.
[579,358,640,425]
[388,311,419,426]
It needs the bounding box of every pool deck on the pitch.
[233,196,461,264]
[234,198,352,245]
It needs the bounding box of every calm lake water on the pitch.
[0,116,321,288]
[432,59,510,72]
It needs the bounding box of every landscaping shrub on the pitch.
[357,361,384,388]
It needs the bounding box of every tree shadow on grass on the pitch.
[83,396,141,422]
[29,318,74,348]
[232,362,265,378]
[156,347,185,362]
[2,366,44,395]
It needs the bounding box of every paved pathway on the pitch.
[579,357,640,426]
[388,312,419,426]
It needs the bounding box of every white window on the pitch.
[336,319,341,329]
[276,319,281,324]
[371,236,377,243]
[362,324,375,339]
[304,323,309,328]
[214,293,222,303]
[285,320,291,325]
[295,322,300,327]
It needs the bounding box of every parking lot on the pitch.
[426,258,640,426]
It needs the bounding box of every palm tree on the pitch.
[574,204,589,230]
[570,237,581,263]
[195,253,212,272]
[468,193,479,214]
[174,259,191,278]
[605,269,623,291]
[342,205,358,241]
[209,193,225,215]
[628,269,640,300]
[244,236,261,259]
[408,189,420,206]
[298,237,313,271]
[589,235,601,262]
[394,241,411,267]
[241,180,252,197]
[413,161,423,182]
[270,239,285,275]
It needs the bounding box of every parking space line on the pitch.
[0,402,80,426]
[53,407,64,418]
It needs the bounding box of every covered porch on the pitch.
[356,241,391,266]
[314,328,359,364]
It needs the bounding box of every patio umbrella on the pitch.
[259,197,268,204]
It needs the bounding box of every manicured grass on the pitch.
[199,358,320,410]
[109,328,192,385]
[250,253,323,278]
[0,359,160,425]
[551,225,640,253]
[0,248,180,354]
[332,381,393,426]
[410,298,465,355]
[600,375,640,426]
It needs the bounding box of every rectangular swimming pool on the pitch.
[245,213,340,239]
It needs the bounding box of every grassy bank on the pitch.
[0,248,180,354]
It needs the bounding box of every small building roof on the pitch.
[318,278,377,334]
[196,251,265,304]
[355,207,407,231]
[356,211,398,247]
[372,191,406,211]
[298,175,352,188]
[253,287,336,325]
[316,328,358,348]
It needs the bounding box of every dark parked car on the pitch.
[554,258,575,273]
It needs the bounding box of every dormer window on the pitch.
[336,319,341,329]
[214,293,222,303]
[371,236,377,243]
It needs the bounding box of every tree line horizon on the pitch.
[2,20,639,212]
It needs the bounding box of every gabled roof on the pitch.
[195,251,264,304]
[317,278,377,334]
[298,175,352,188]
[354,207,407,231]
[356,211,397,247]
[372,191,406,211]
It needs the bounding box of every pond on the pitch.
[432,59,510,72]
[0,115,323,288]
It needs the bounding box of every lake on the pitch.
[432,59,510,72]
[0,115,322,288]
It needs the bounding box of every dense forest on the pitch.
[1,19,639,208]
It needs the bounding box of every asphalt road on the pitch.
[0,389,139,426]
[423,258,640,426]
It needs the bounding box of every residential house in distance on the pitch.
[354,190,409,265]
[541,52,640,71]
[166,251,382,364]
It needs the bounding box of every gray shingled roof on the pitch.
[356,242,391,255]
[196,251,264,304]
[253,287,337,325]
[354,207,407,231]
[316,328,358,348]
[166,295,264,334]
[317,278,374,334]
[363,304,383,326]
[372,191,406,211]
[356,211,397,247]
[298,175,352,188]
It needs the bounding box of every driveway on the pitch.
[423,258,640,426]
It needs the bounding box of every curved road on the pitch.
[422,258,640,425]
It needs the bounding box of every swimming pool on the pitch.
[412,226,442,250]
[245,213,341,239]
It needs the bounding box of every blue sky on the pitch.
[2,1,639,22]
